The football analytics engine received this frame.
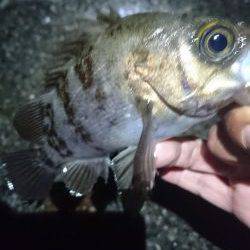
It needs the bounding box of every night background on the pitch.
[0,0,249,249]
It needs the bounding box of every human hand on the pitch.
[155,105,250,227]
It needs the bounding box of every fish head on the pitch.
[178,17,250,117]
[123,15,250,118]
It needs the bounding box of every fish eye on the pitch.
[198,22,236,62]
[208,33,228,52]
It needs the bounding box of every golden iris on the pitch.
[198,21,236,62]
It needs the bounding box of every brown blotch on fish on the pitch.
[125,49,152,81]
[57,76,76,125]
[56,75,93,143]
[109,118,118,127]
[75,124,93,143]
[45,70,67,88]
[97,104,106,112]
[124,49,159,90]
[75,47,94,89]
[44,104,73,157]
[95,87,106,102]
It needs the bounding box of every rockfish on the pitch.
[1,12,250,212]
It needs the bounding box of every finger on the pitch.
[155,138,228,175]
[224,105,250,150]
[231,181,250,227]
[207,125,239,163]
[208,124,250,176]
[161,168,233,213]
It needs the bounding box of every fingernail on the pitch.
[154,144,161,159]
[242,125,250,149]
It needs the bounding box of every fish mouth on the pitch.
[145,81,217,118]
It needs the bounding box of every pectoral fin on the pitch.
[121,100,156,213]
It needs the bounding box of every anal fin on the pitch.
[111,146,137,190]
[56,158,111,197]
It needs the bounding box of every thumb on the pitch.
[224,105,250,150]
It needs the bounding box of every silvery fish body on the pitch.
[2,12,250,211]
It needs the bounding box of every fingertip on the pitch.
[160,167,182,184]
[224,106,250,150]
[154,141,181,168]
[207,125,217,149]
[155,138,206,171]
[241,125,250,150]
[207,124,238,163]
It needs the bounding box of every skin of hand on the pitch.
[154,105,250,227]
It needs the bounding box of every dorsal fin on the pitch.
[43,21,98,89]
[96,7,121,26]
[44,36,87,89]
[44,9,120,89]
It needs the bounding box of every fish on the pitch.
[1,11,250,212]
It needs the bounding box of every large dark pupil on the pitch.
[208,33,228,52]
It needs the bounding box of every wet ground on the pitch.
[0,0,249,249]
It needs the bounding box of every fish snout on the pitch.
[232,44,250,104]
[231,45,250,86]
[240,47,250,85]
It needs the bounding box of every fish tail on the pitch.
[0,95,58,200]
[1,148,57,200]
[13,95,48,144]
